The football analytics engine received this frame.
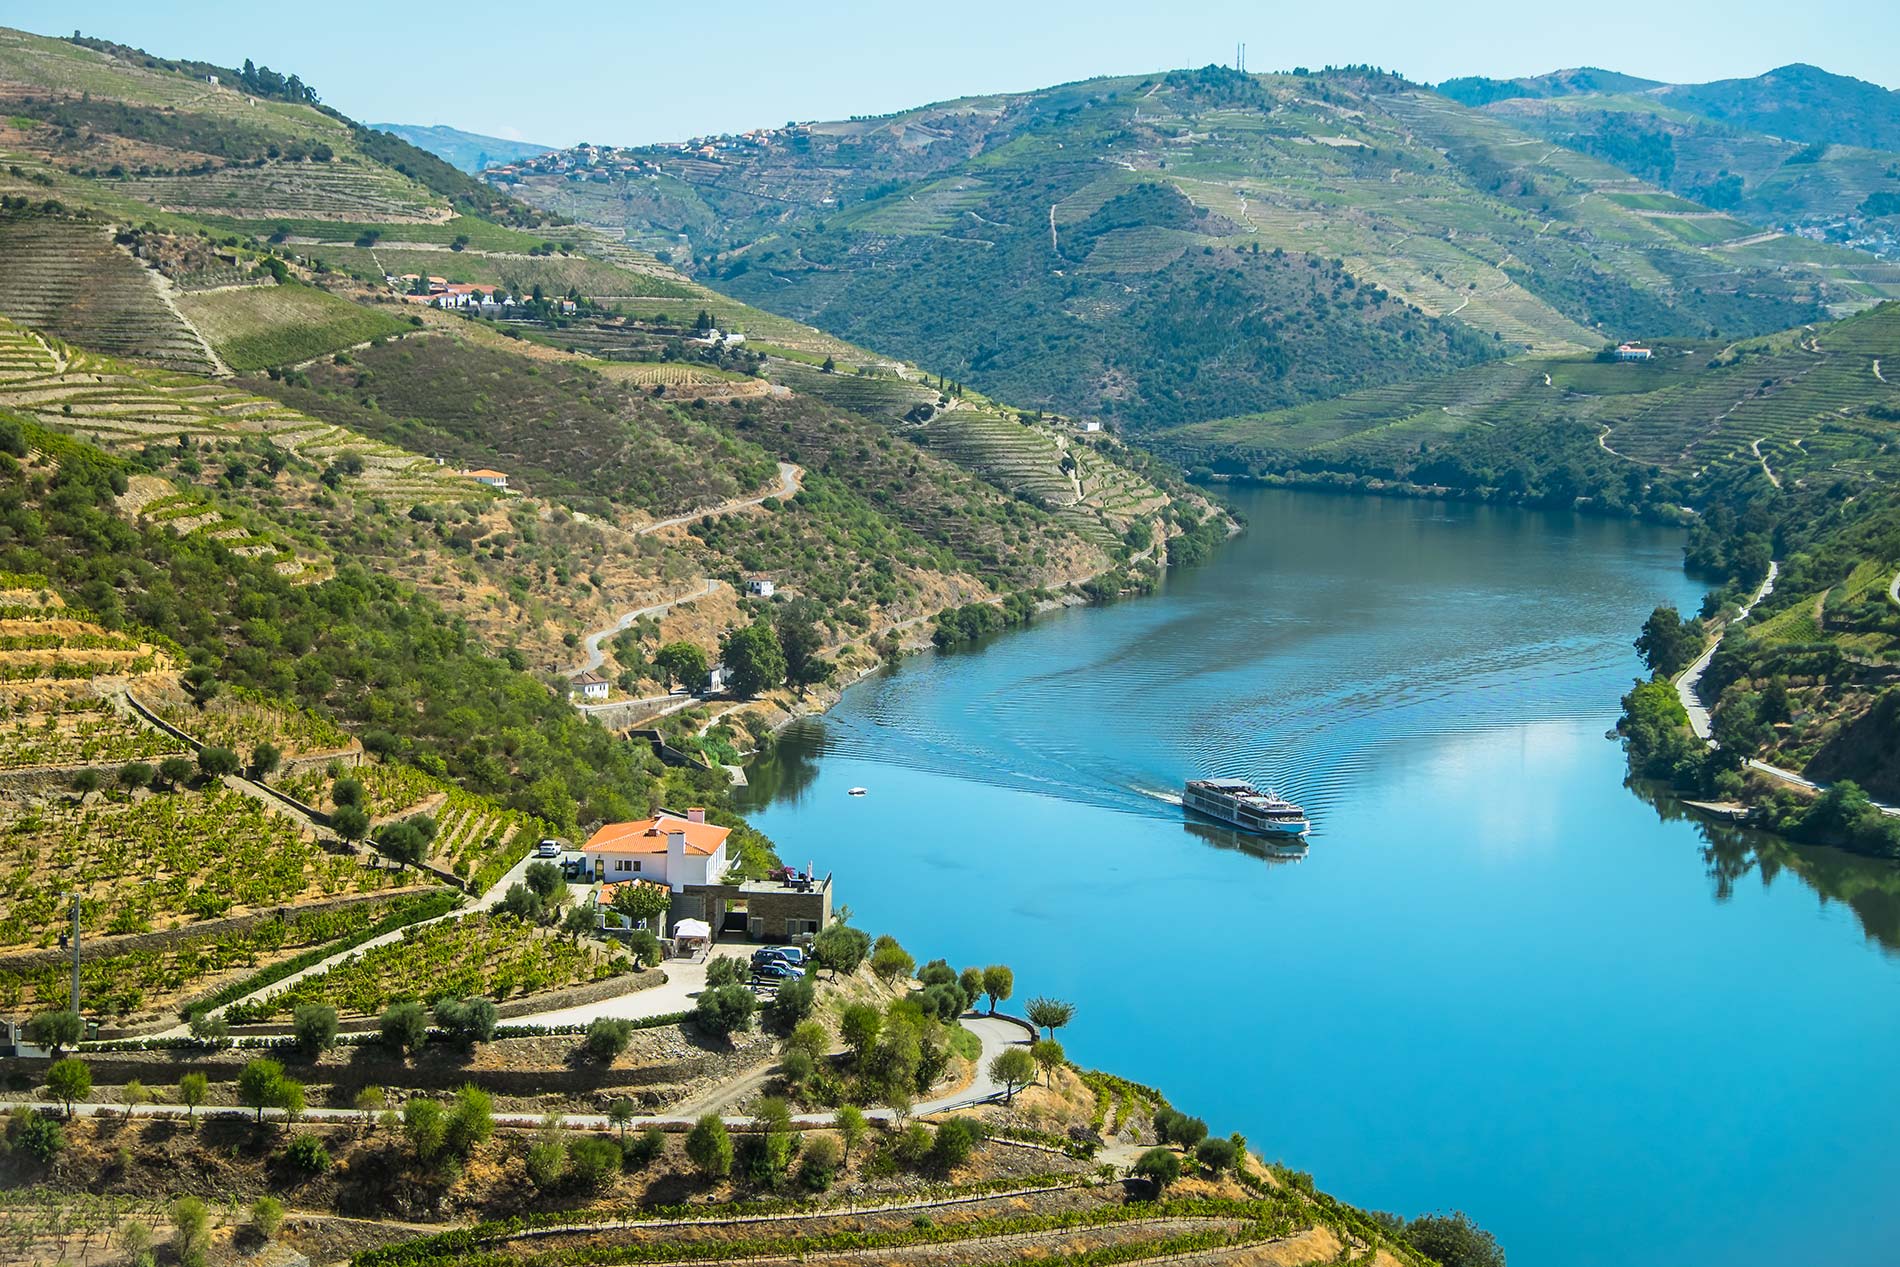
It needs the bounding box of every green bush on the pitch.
[694,983,756,1040]
[569,1135,622,1189]
[284,1134,330,1173]
[585,1016,635,1062]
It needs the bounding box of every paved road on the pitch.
[569,580,723,678]
[916,1014,1029,1113]
[634,462,800,539]
[1676,561,1778,741]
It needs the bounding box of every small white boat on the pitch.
[847,787,867,797]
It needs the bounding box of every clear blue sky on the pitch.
[16,1,1899,147]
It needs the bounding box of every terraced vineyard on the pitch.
[135,681,355,762]
[118,160,443,223]
[173,283,410,371]
[0,889,443,1017]
[0,318,480,515]
[0,781,395,950]
[1166,302,1900,485]
[0,213,218,373]
[228,911,628,1018]
[766,360,941,421]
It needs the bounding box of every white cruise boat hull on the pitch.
[1182,779,1310,838]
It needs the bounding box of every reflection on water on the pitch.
[1631,782,1900,953]
[737,488,1900,1267]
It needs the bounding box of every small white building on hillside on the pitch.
[569,670,609,701]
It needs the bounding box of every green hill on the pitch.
[493,65,1900,433]
[1435,66,1665,107]
[1450,64,1900,253]
[369,122,555,173]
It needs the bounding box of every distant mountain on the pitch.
[369,122,553,173]
[1458,64,1900,253]
[492,65,1894,432]
[1656,64,1900,153]
[1435,67,1663,107]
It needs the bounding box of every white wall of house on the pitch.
[590,841,727,890]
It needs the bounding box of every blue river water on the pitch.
[737,488,1900,1267]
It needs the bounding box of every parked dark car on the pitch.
[751,960,804,982]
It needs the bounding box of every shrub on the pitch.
[292,1002,338,1057]
[768,974,816,1029]
[624,1124,666,1169]
[1132,1147,1181,1194]
[188,1013,230,1047]
[177,1072,208,1120]
[686,1112,732,1179]
[871,943,914,983]
[284,1133,331,1173]
[250,1196,285,1241]
[569,1135,622,1189]
[626,929,662,967]
[6,1107,64,1163]
[839,1003,881,1059]
[930,1116,984,1172]
[694,983,757,1040]
[526,1128,567,1191]
[811,923,869,975]
[445,1084,494,1156]
[891,1121,933,1167]
[705,956,747,988]
[172,1196,211,1267]
[1154,1108,1207,1149]
[780,1047,815,1087]
[585,1016,635,1062]
[380,1001,429,1056]
[798,1132,841,1190]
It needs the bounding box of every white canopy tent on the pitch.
[672,918,712,942]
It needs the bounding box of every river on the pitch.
[736,488,1900,1267]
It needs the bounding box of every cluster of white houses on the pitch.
[581,808,832,943]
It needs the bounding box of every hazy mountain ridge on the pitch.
[370,121,555,173]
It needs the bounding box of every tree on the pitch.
[445,1084,495,1156]
[122,1078,150,1120]
[836,1104,868,1163]
[198,745,240,778]
[652,641,710,692]
[981,964,1014,1014]
[498,882,545,923]
[1132,1147,1181,1195]
[157,755,196,789]
[1154,1108,1208,1150]
[839,1003,882,1060]
[1634,604,1700,677]
[248,741,282,779]
[871,942,915,983]
[694,982,757,1040]
[706,955,748,988]
[686,1111,733,1178]
[354,1084,386,1126]
[525,859,567,903]
[1196,1136,1242,1175]
[1025,996,1075,1038]
[118,761,155,789]
[45,1057,90,1118]
[988,1047,1035,1103]
[720,620,786,698]
[250,1196,285,1242]
[778,616,831,688]
[586,1016,635,1061]
[380,1000,429,1056]
[171,1197,211,1267]
[611,879,671,929]
[27,1009,82,1054]
[957,966,986,1012]
[7,1108,64,1164]
[434,996,498,1045]
[292,1002,338,1058]
[237,1058,285,1122]
[188,1012,230,1048]
[811,923,869,977]
[178,1072,207,1121]
[332,803,371,841]
[403,1097,447,1165]
[1030,1037,1065,1086]
[1405,1212,1506,1267]
[608,1097,636,1139]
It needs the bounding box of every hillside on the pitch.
[488,65,1900,432]
[368,122,554,173]
[1447,64,1900,256]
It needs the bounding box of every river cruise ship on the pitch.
[1183,778,1310,838]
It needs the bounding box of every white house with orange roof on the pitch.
[580,808,730,890]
